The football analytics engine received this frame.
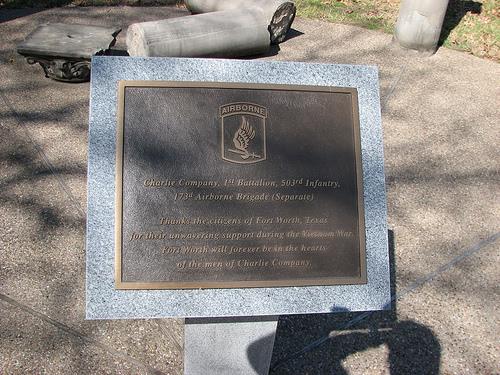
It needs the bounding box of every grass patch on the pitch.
[295,0,399,34]
[295,0,499,61]
[440,0,499,60]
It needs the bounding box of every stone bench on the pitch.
[17,23,121,82]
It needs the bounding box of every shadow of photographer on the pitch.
[268,319,440,374]
[248,230,441,374]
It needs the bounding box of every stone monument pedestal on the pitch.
[86,56,390,374]
[185,317,279,375]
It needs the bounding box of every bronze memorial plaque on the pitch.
[115,81,366,289]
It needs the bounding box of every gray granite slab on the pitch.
[17,23,121,59]
[184,317,278,375]
[86,56,390,319]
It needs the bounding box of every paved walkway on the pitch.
[0,5,498,374]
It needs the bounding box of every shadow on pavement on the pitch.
[0,7,45,23]
[282,28,304,42]
[247,230,441,374]
[267,318,440,374]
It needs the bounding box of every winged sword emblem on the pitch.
[220,102,267,164]
[228,116,261,160]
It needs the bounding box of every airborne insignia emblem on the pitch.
[220,102,267,164]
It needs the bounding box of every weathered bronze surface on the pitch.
[115,81,366,289]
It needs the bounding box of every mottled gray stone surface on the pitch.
[184,317,278,375]
[17,23,121,59]
[86,56,390,319]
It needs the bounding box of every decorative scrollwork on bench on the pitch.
[26,57,91,83]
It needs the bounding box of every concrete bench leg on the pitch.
[394,0,449,54]
[184,317,279,375]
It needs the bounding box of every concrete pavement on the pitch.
[0,5,498,374]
